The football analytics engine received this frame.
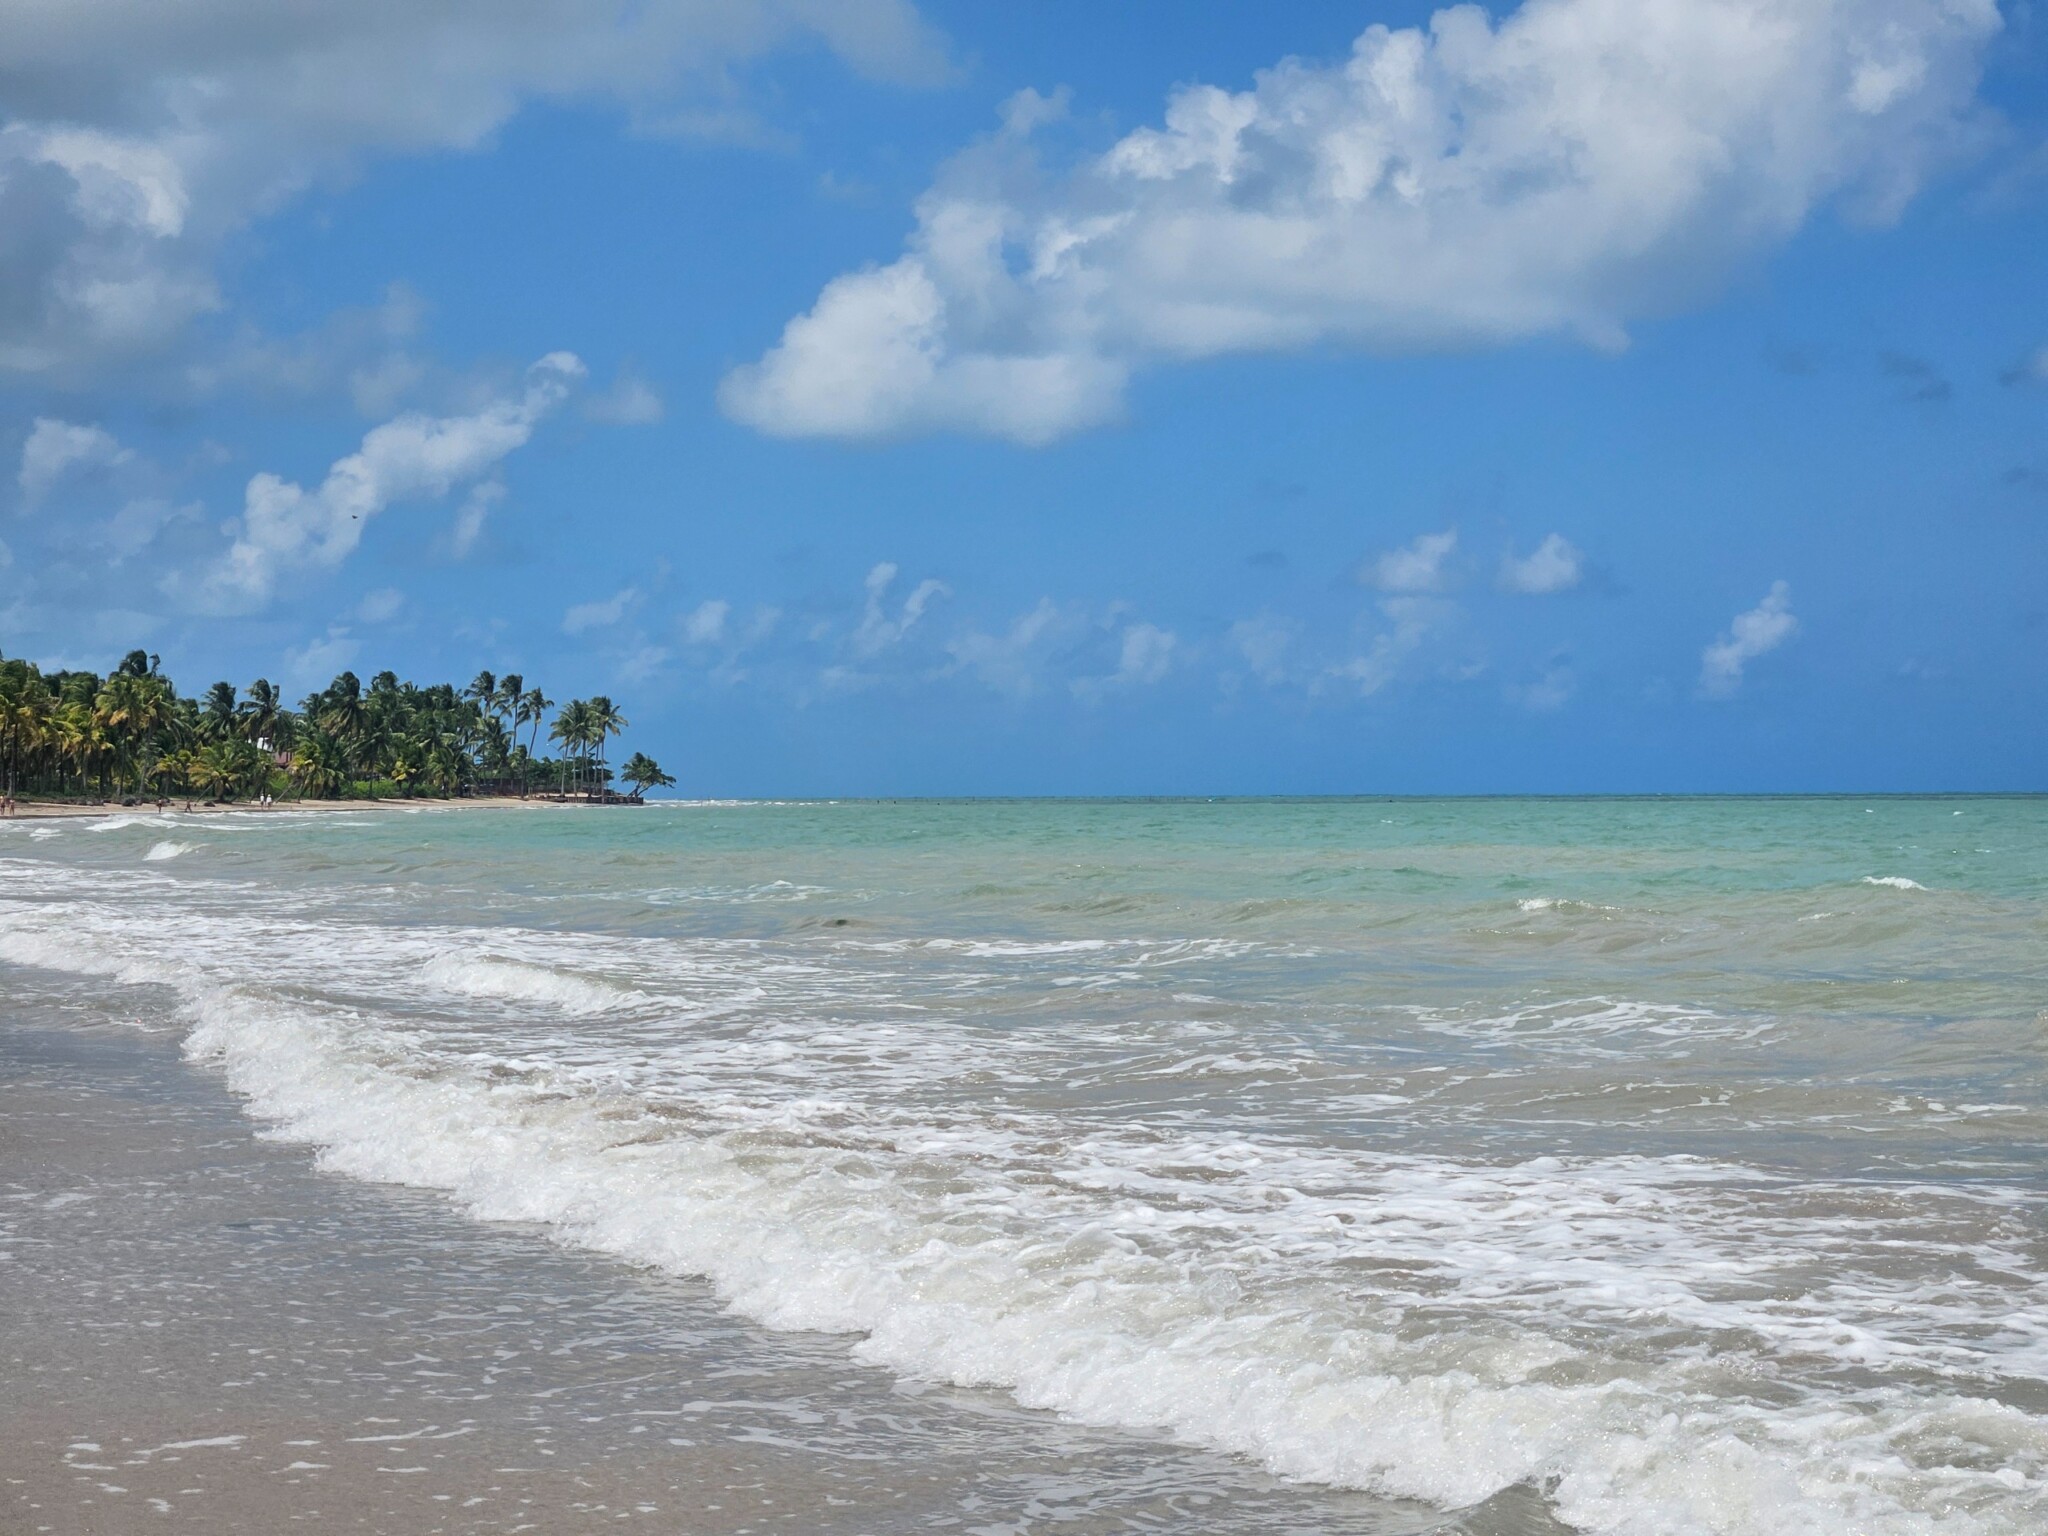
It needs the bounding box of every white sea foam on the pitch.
[416,952,650,1017]
[1410,997,1771,1054]
[143,841,192,862]
[1864,876,1930,891]
[4,850,2046,1536]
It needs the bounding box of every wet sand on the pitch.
[0,986,1545,1536]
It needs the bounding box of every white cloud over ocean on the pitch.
[0,1,952,381]
[1700,581,1798,696]
[1500,534,1582,595]
[724,0,2001,444]
[18,417,131,503]
[193,352,583,613]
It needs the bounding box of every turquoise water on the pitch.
[3,797,2045,1534]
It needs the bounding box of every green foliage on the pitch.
[0,648,670,804]
[619,752,675,795]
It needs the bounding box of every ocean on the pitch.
[2,797,2044,1535]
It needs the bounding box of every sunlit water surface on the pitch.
[3,797,2045,1535]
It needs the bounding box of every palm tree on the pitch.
[585,696,627,800]
[463,670,497,727]
[493,672,522,730]
[192,741,243,801]
[290,728,348,799]
[241,678,284,747]
[549,699,593,799]
[96,670,175,795]
[201,681,239,741]
[517,686,553,795]
[617,752,674,798]
[0,661,54,800]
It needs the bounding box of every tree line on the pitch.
[0,649,675,805]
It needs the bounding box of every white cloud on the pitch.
[1700,581,1798,697]
[618,645,672,684]
[852,561,950,656]
[943,597,1067,697]
[355,587,405,624]
[0,1,952,378]
[726,0,2000,442]
[1072,619,1180,702]
[1111,622,1177,686]
[719,260,1129,444]
[682,598,730,645]
[1324,596,1452,696]
[194,352,582,611]
[563,585,640,634]
[448,480,504,558]
[185,284,428,411]
[1367,530,1456,593]
[584,371,666,426]
[1499,533,1582,594]
[101,496,199,562]
[1227,614,1294,686]
[19,417,131,503]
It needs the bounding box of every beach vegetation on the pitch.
[0,649,674,806]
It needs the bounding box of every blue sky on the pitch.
[2,0,2045,794]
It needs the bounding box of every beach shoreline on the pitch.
[0,972,1461,1536]
[1,794,571,820]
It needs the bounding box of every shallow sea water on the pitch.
[2,796,2044,1535]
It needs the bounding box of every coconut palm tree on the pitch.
[201,681,239,741]
[241,678,284,747]
[524,692,557,798]
[290,728,348,799]
[0,661,53,799]
[582,696,626,799]
[95,670,175,795]
[316,672,367,758]
[549,699,593,798]
[192,741,243,801]
[618,752,674,797]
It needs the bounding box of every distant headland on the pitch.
[0,649,672,809]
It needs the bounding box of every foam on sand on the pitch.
[0,888,2041,1536]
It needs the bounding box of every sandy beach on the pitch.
[0,796,570,821]
[0,983,1459,1536]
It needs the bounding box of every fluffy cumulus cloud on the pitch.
[1367,529,1457,593]
[563,585,639,635]
[726,0,2001,443]
[195,351,583,612]
[1108,621,1176,688]
[1324,596,1455,696]
[0,0,951,377]
[1700,580,1798,696]
[18,416,131,502]
[1499,533,1582,594]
